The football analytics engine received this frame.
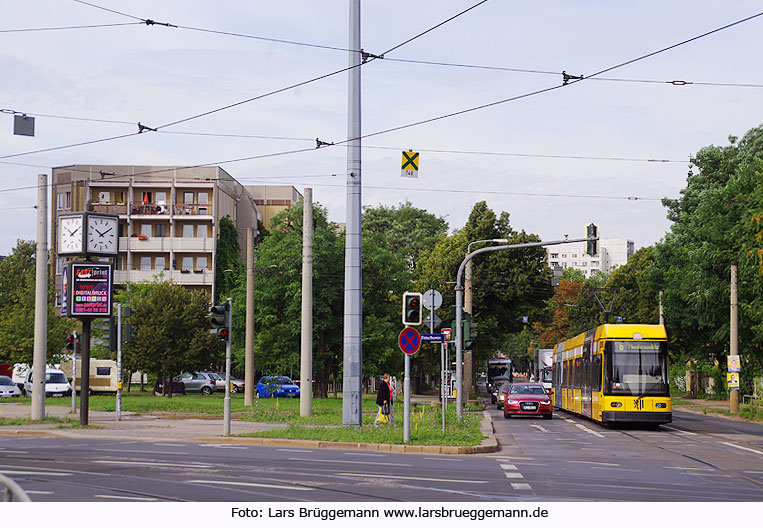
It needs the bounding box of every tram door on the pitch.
[582,341,592,418]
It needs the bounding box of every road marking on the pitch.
[343,452,387,457]
[187,479,311,491]
[93,460,213,469]
[277,449,314,453]
[504,472,523,479]
[157,443,187,447]
[0,450,28,454]
[198,444,247,449]
[486,455,534,461]
[721,442,763,456]
[335,473,488,484]
[0,469,72,476]
[573,423,606,438]
[92,448,189,455]
[743,470,763,475]
[290,457,410,467]
[24,490,54,495]
[515,462,548,467]
[529,424,550,433]
[500,464,517,470]
[570,460,620,467]
[662,425,697,436]
[424,457,462,462]
[590,467,642,473]
[94,495,159,501]
[511,483,532,490]
[666,466,714,471]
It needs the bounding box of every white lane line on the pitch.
[486,455,534,461]
[529,424,550,433]
[743,470,763,475]
[590,467,642,473]
[92,448,189,455]
[93,460,213,469]
[721,442,763,456]
[289,457,410,467]
[0,450,29,454]
[157,443,188,447]
[424,457,462,462]
[335,473,488,484]
[666,466,714,471]
[187,479,312,491]
[500,464,518,470]
[574,423,605,438]
[504,472,523,479]
[95,495,159,501]
[0,469,72,476]
[24,491,54,495]
[514,462,548,467]
[511,483,532,490]
[662,425,697,436]
[343,452,387,457]
[569,460,620,467]
[276,449,314,453]
[198,444,247,449]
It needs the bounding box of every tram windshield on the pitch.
[605,341,669,396]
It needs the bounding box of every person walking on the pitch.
[375,373,394,425]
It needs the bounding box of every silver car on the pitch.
[173,372,216,395]
[0,375,21,398]
[211,372,245,393]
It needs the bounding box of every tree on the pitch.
[0,240,74,365]
[215,215,244,303]
[116,280,222,395]
[533,279,584,347]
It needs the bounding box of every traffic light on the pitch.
[586,223,599,257]
[123,307,135,343]
[463,312,478,349]
[402,292,423,326]
[211,301,231,340]
[65,334,76,350]
[108,316,117,352]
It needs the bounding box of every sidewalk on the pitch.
[0,397,498,455]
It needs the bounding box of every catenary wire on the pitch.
[0,22,143,33]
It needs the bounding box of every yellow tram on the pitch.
[552,324,671,425]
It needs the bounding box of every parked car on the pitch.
[153,376,186,396]
[173,372,217,395]
[0,375,21,398]
[503,382,553,420]
[495,383,511,409]
[489,376,510,402]
[256,376,300,398]
[23,368,72,398]
[210,372,245,393]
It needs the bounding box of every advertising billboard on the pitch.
[68,262,112,317]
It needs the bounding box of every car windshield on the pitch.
[275,377,293,384]
[0,376,13,385]
[510,384,546,395]
[46,372,68,384]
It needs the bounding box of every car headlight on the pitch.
[541,400,551,405]
[507,399,518,405]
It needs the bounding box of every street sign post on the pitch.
[422,289,442,310]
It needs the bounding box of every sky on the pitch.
[2,0,763,256]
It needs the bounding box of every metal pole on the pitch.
[245,227,255,406]
[455,236,594,417]
[71,331,77,414]
[342,0,363,426]
[31,174,48,421]
[224,297,232,436]
[730,262,739,414]
[79,319,91,426]
[116,304,122,421]
[441,342,445,433]
[403,353,411,443]
[300,189,313,417]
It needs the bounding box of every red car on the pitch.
[504,382,553,419]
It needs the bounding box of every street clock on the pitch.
[58,213,85,255]
[86,213,119,256]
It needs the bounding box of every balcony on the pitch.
[89,203,128,215]
[114,269,213,286]
[119,237,215,252]
[173,204,211,217]
[131,203,170,216]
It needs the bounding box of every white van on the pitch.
[23,368,72,398]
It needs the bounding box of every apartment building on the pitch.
[246,185,303,230]
[547,238,635,278]
[51,164,261,305]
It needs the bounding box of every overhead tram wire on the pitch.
[0,23,143,33]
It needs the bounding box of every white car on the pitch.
[0,375,21,397]
[23,368,72,398]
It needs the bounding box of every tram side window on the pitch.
[574,357,582,388]
[592,354,602,392]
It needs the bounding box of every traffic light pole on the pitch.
[454,236,595,418]
[224,298,233,436]
[116,304,122,421]
[71,331,77,414]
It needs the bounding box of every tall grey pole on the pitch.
[729,262,739,414]
[342,0,363,426]
[31,174,48,421]
[224,297,233,436]
[71,331,77,414]
[300,189,313,416]
[79,319,91,426]
[116,304,122,421]
[403,352,411,442]
[441,342,446,433]
[245,227,255,406]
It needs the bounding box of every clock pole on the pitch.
[79,318,91,426]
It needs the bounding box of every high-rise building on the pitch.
[246,185,303,230]
[547,238,635,277]
[51,164,262,307]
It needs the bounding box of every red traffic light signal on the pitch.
[210,301,231,341]
[402,292,423,326]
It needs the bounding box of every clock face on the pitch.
[87,215,118,255]
[59,215,83,255]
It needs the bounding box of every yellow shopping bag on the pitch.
[375,407,389,424]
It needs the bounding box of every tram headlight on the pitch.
[610,402,623,408]
[655,402,667,409]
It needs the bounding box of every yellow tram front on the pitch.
[553,324,671,426]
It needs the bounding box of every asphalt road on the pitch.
[1,407,760,502]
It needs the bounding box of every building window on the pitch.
[155,224,166,237]
[197,192,208,204]
[550,261,558,267]
[581,262,587,267]
[572,261,578,266]
[155,256,166,270]
[592,260,600,266]
[550,253,558,259]
[196,256,208,270]
[561,254,567,258]
[56,193,64,210]
[183,192,194,205]
[55,257,62,275]
[141,224,152,237]
[156,192,167,205]
[182,256,193,271]
[114,191,125,204]
[183,224,194,238]
[140,257,152,270]
[65,192,71,209]
[572,254,577,258]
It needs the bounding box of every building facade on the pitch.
[245,185,302,230]
[51,164,261,306]
[547,238,635,278]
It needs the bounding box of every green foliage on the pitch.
[215,215,244,303]
[0,240,75,364]
[115,280,222,383]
